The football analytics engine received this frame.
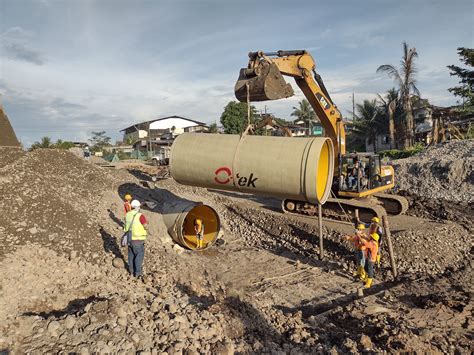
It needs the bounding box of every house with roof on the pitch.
[121,115,209,153]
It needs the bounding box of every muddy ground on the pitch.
[0,146,472,354]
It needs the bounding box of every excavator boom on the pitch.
[234,50,346,160]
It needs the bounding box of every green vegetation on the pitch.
[351,99,385,153]
[291,99,315,131]
[448,47,474,114]
[88,131,111,152]
[208,122,218,133]
[29,137,75,151]
[379,143,424,160]
[220,101,257,134]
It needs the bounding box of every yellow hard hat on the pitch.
[370,233,380,241]
[124,194,132,201]
[357,224,366,230]
[371,217,380,223]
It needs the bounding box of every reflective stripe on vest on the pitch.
[124,210,147,240]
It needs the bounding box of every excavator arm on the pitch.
[235,50,346,161]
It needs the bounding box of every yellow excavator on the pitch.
[234,50,408,220]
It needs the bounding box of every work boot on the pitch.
[353,266,362,278]
[364,278,373,289]
[359,268,367,281]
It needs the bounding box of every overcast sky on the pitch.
[1,0,473,146]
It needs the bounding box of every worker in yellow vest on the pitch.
[124,200,148,278]
[194,218,204,249]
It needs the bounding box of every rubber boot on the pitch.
[359,268,367,281]
[353,266,362,278]
[364,278,373,289]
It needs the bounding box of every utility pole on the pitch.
[352,92,355,120]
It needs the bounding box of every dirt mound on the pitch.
[392,139,474,203]
[0,149,126,259]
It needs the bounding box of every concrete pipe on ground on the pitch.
[170,133,334,204]
[161,198,220,250]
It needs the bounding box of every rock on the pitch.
[29,227,38,235]
[47,320,60,333]
[215,341,235,355]
[131,333,140,343]
[359,334,372,350]
[172,244,185,255]
[364,305,391,315]
[64,315,76,329]
[113,257,125,268]
[168,304,178,313]
[118,317,128,327]
[115,306,127,318]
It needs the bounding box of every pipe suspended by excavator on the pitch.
[170,133,334,204]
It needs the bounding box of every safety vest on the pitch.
[124,210,147,241]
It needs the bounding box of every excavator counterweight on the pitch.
[234,62,294,102]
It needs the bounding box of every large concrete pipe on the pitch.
[170,133,334,204]
[161,198,220,250]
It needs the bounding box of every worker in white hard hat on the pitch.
[83,146,91,160]
[123,199,148,279]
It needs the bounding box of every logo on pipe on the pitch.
[214,167,258,188]
[214,167,232,184]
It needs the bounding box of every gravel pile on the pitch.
[0,149,125,259]
[0,147,25,169]
[392,139,474,203]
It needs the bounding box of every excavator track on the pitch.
[282,197,387,223]
[373,193,409,215]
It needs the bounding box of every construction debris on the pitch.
[393,139,474,203]
[0,145,472,353]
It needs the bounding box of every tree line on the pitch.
[29,131,111,152]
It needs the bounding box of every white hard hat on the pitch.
[131,200,141,208]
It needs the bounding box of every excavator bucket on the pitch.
[234,62,294,102]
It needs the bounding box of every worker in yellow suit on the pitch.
[194,218,204,249]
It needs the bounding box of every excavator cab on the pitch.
[339,154,394,197]
[235,61,294,102]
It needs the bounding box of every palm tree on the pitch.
[30,136,54,150]
[377,42,420,148]
[377,88,400,149]
[352,99,383,152]
[291,99,315,135]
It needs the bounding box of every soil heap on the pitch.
[392,139,473,203]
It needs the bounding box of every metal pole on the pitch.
[382,215,397,278]
[352,92,355,120]
[318,203,324,259]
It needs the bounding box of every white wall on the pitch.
[149,118,199,130]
